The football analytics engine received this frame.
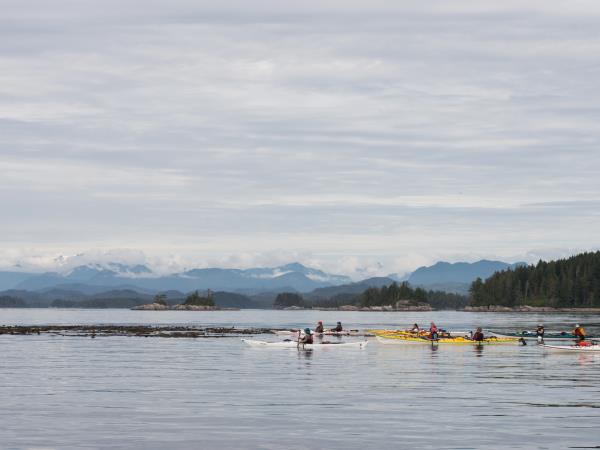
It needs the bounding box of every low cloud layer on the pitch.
[2,0,600,276]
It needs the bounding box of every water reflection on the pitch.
[1,310,600,450]
[296,348,314,362]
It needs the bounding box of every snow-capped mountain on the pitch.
[8,262,352,293]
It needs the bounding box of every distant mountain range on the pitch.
[0,262,352,294]
[406,260,526,294]
[0,259,527,306]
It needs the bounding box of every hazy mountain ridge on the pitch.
[408,260,526,293]
[0,259,521,299]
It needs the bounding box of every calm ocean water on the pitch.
[1,309,599,450]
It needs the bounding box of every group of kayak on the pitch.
[243,321,599,351]
[492,324,590,343]
[372,322,600,351]
[372,322,514,345]
[243,321,371,348]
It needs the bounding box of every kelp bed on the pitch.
[0,325,277,338]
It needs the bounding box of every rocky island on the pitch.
[132,291,239,311]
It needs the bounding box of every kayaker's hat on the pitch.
[576,324,580,327]
[304,328,312,335]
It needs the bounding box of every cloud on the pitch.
[1,0,600,275]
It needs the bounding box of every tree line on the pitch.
[274,282,468,309]
[470,251,600,307]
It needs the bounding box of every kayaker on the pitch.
[472,327,484,342]
[315,321,324,334]
[536,324,545,343]
[331,321,343,332]
[429,322,439,340]
[573,324,586,342]
[298,328,313,345]
[410,323,420,333]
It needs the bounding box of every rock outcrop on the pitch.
[131,303,170,310]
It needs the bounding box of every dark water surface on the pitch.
[1,309,599,449]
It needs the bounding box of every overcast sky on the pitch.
[1,0,600,276]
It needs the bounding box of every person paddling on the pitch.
[298,328,313,347]
[331,321,343,332]
[472,327,485,342]
[315,321,324,334]
[573,324,586,342]
[429,322,439,340]
[536,324,545,344]
[410,323,420,334]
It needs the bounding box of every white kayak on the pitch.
[272,329,362,336]
[542,344,600,352]
[242,339,368,349]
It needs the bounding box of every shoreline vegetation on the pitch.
[131,290,240,311]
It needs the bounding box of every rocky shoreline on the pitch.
[0,325,275,338]
[464,305,600,313]
[317,305,432,312]
[131,302,239,311]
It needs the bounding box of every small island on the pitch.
[132,290,239,311]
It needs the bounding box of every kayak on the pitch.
[489,331,592,341]
[375,335,517,345]
[370,329,471,338]
[272,329,364,337]
[242,339,368,349]
[542,344,600,352]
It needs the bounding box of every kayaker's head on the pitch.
[575,324,580,327]
[337,321,341,325]
[318,321,323,324]
[477,327,482,332]
[304,328,312,335]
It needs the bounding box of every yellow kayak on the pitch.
[375,334,517,345]
[369,329,467,338]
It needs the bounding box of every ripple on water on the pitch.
[1,310,600,449]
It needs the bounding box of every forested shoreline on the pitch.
[469,251,600,308]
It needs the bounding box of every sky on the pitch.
[1,0,600,277]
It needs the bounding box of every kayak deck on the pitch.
[375,335,517,345]
[542,344,600,352]
[271,329,367,337]
[242,339,368,349]
[369,329,471,338]
[489,331,586,341]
